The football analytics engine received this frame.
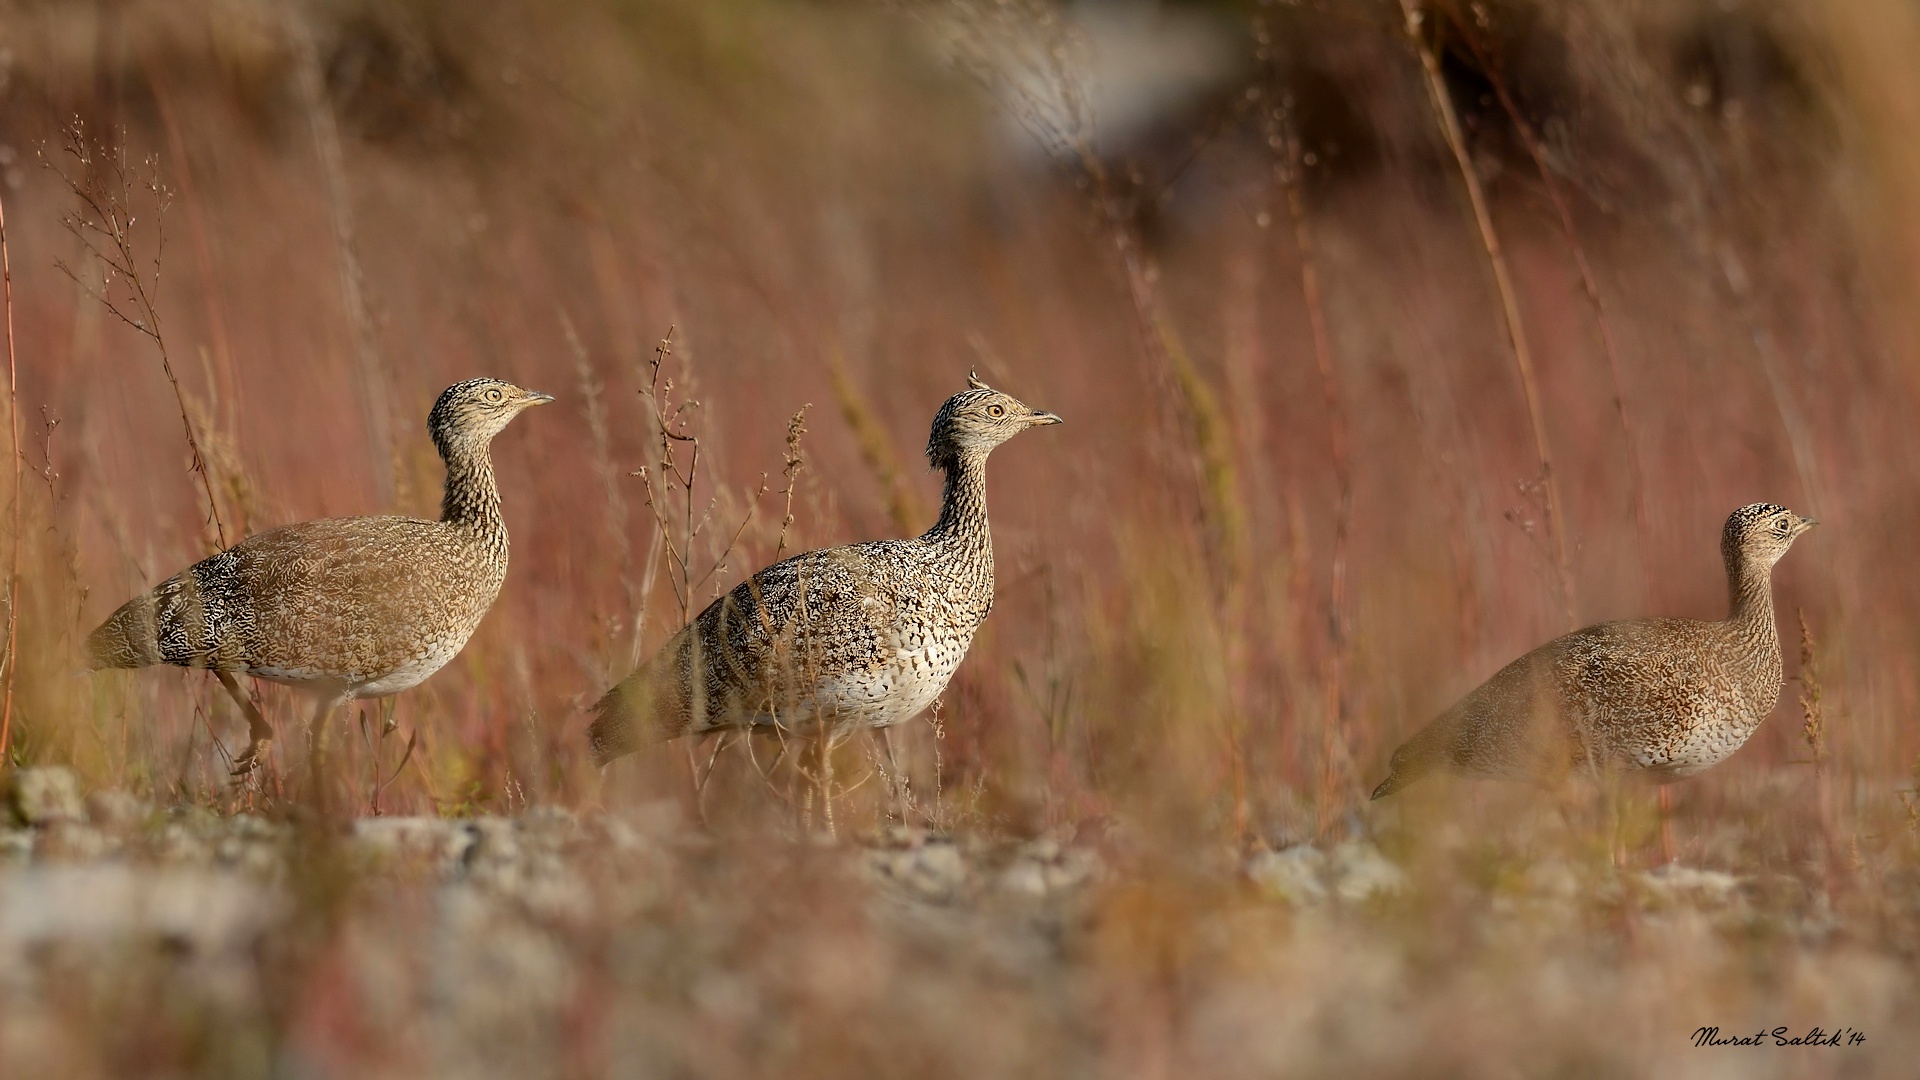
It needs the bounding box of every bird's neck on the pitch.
[440,440,508,561]
[921,447,993,567]
[1724,552,1780,656]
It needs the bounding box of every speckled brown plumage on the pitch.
[88,378,553,774]
[587,373,1061,765]
[1371,503,1816,799]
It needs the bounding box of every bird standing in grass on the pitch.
[1370,503,1816,821]
[88,378,553,776]
[587,372,1061,768]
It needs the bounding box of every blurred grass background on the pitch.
[0,0,1917,1075]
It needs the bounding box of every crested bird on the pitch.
[88,378,553,776]
[587,372,1061,767]
[1371,503,1816,813]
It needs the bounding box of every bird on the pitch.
[587,371,1062,766]
[1370,503,1816,802]
[87,378,553,776]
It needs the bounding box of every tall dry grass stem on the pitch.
[776,404,811,560]
[1253,32,1358,826]
[143,61,243,448]
[828,349,923,535]
[147,63,262,539]
[936,2,1258,841]
[285,4,403,510]
[1400,0,1576,630]
[1153,319,1252,838]
[565,311,645,669]
[1155,320,1248,582]
[928,0,1224,537]
[635,327,703,625]
[1716,244,1824,518]
[632,327,790,811]
[1293,190,1355,824]
[1796,609,1836,885]
[45,120,229,552]
[0,188,17,765]
[1440,0,1654,607]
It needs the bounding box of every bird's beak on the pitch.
[1029,410,1063,426]
[1797,516,1818,533]
[524,391,556,407]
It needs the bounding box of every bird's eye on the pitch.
[1775,518,1790,533]
[987,404,1005,418]
[485,388,504,403]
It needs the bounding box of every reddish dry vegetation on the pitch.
[0,1,1916,1077]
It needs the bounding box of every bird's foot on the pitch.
[230,738,273,779]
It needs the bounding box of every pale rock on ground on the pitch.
[6,767,84,827]
[1246,841,1409,905]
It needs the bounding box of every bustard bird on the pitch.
[1371,503,1815,802]
[88,378,553,775]
[587,372,1061,764]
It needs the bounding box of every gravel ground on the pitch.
[2,767,1913,1079]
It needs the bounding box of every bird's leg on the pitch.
[1658,785,1676,866]
[217,671,274,778]
[305,691,346,818]
[693,730,734,826]
[878,726,910,824]
[1605,780,1626,870]
[816,721,841,841]
[696,731,733,793]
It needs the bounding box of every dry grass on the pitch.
[0,0,1916,1075]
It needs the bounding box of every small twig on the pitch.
[692,476,768,598]
[43,119,228,551]
[775,404,811,560]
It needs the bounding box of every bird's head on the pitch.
[428,378,554,457]
[1722,502,1816,571]
[925,371,1062,471]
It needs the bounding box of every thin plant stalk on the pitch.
[566,310,646,669]
[776,405,811,560]
[1440,0,1654,606]
[931,0,1223,538]
[1400,0,1576,629]
[47,123,228,551]
[1271,110,1356,827]
[286,4,401,509]
[144,62,242,436]
[1716,243,1824,520]
[1798,610,1837,891]
[828,349,923,536]
[0,189,18,763]
[630,326,788,813]
[979,0,1250,831]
